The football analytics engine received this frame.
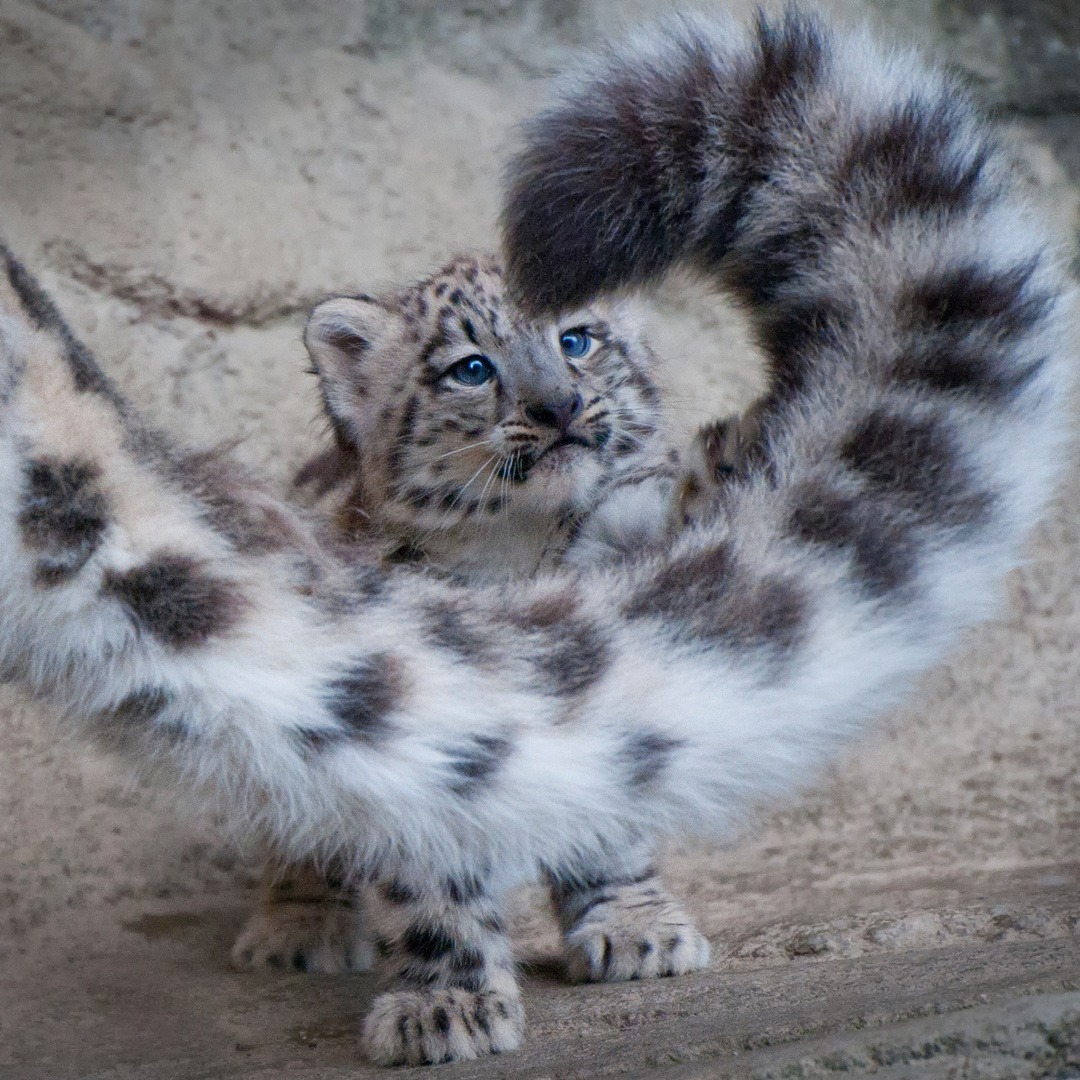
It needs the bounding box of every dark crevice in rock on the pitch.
[44,239,320,327]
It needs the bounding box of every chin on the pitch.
[518,453,603,514]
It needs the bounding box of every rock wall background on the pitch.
[1,2,1079,1077]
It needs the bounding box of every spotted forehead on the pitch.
[401,257,512,350]
[412,258,502,309]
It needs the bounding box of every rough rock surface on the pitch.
[1,2,1079,1078]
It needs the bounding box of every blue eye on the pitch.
[447,355,495,386]
[559,328,592,359]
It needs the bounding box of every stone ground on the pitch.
[1,1,1080,1077]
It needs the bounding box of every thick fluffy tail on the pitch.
[498,5,1076,815]
[504,7,1072,448]
[502,4,1074,667]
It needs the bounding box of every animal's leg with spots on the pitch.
[362,877,523,1066]
[231,857,374,975]
[547,855,710,983]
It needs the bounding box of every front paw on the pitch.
[362,989,523,1066]
[230,901,373,974]
[564,887,711,982]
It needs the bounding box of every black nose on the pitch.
[525,392,583,433]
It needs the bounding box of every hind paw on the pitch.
[230,900,373,974]
[564,883,710,982]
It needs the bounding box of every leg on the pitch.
[231,857,374,974]
[362,875,523,1066]
[547,855,710,983]
[678,400,769,527]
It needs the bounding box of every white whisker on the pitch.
[432,440,492,462]
[447,455,499,511]
[475,457,501,512]
[501,454,512,521]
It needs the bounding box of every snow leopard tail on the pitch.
[497,5,1075,817]
[503,6,1074,494]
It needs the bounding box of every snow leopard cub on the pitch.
[232,253,737,977]
[296,253,709,578]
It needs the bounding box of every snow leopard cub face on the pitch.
[301,254,662,575]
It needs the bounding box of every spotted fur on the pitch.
[0,7,1074,1067]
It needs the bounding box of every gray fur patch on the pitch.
[19,457,109,586]
[625,543,807,652]
[295,727,348,755]
[449,945,485,978]
[534,620,610,697]
[91,688,188,752]
[904,261,1048,337]
[725,213,837,310]
[501,588,579,631]
[840,100,987,222]
[840,410,993,528]
[447,734,512,796]
[424,599,493,663]
[294,442,360,500]
[402,923,456,962]
[1,245,118,399]
[325,653,404,744]
[396,922,487,993]
[445,875,485,904]
[788,481,917,597]
[98,688,172,729]
[387,394,419,480]
[175,448,295,555]
[382,879,418,905]
[894,263,1050,402]
[102,555,245,649]
[757,295,853,405]
[623,731,686,787]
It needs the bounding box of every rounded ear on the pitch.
[303,295,397,440]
